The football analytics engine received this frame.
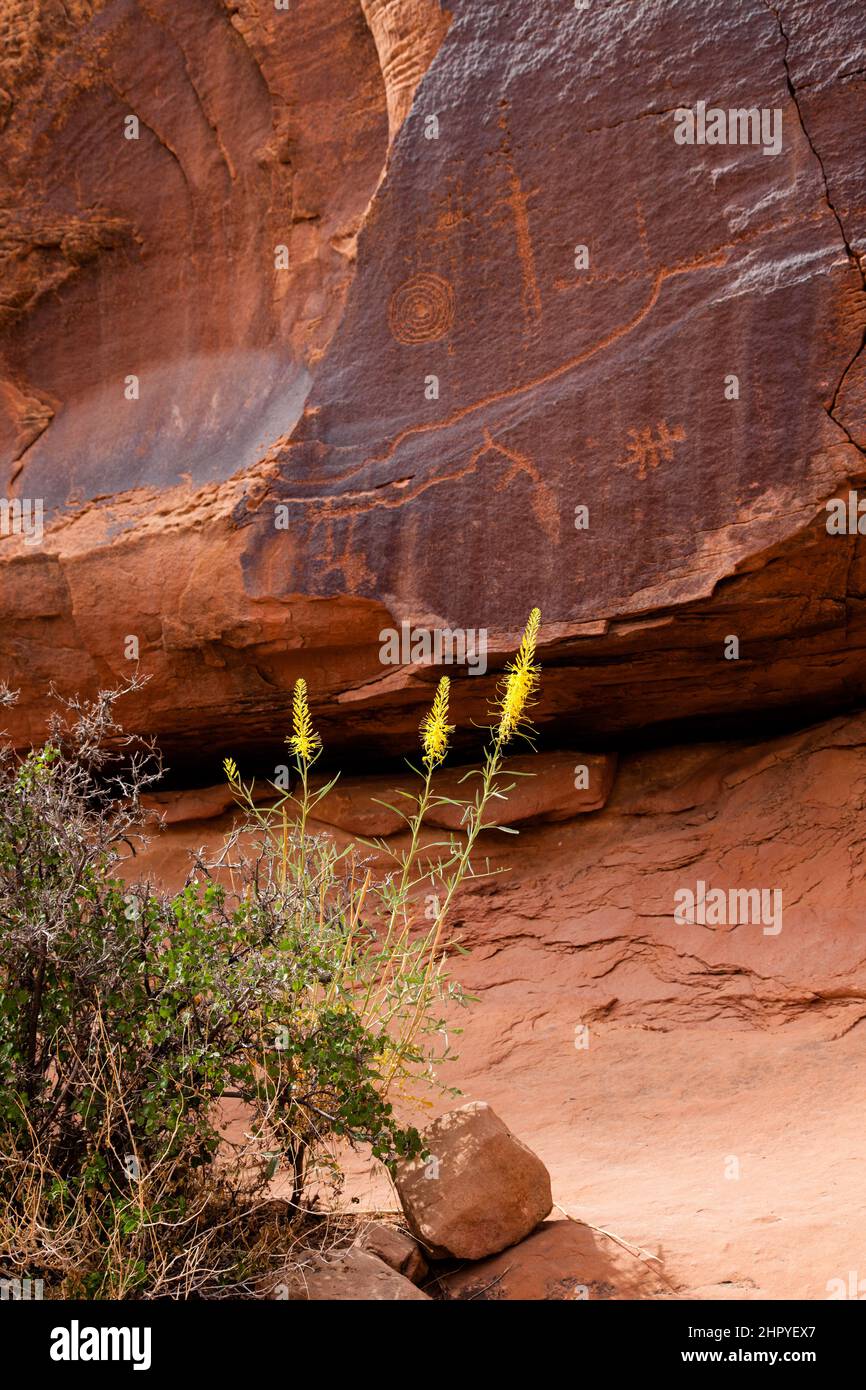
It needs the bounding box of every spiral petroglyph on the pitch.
[388,272,454,345]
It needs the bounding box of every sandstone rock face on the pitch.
[139,746,614,838]
[272,1246,430,1301]
[360,0,451,145]
[356,1221,428,1285]
[1,0,864,766]
[0,0,390,507]
[394,1102,553,1260]
[309,748,616,835]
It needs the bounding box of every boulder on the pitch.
[356,1221,428,1285]
[440,1219,674,1301]
[395,1102,552,1260]
[271,1247,430,1301]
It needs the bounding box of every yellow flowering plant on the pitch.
[218,610,543,1198]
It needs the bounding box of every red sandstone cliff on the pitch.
[2,0,866,1300]
[1,0,864,762]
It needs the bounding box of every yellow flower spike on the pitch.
[497,607,541,744]
[223,756,240,785]
[287,678,322,763]
[420,676,454,770]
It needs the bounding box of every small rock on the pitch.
[270,1247,430,1300]
[356,1221,428,1285]
[395,1101,552,1261]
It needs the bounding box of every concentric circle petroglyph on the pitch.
[388,272,454,345]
